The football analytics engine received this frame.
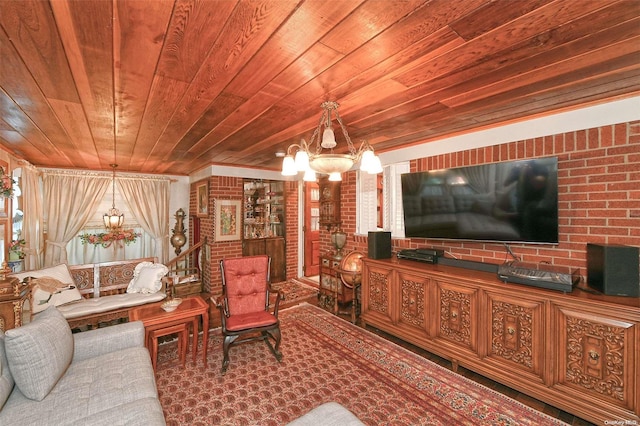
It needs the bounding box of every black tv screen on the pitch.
[401,157,559,244]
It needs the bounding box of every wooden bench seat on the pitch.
[63,257,166,329]
[12,258,168,330]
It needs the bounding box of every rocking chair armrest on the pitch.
[271,289,284,315]
[214,295,224,307]
[215,295,230,317]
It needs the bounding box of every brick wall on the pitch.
[332,120,640,277]
[284,180,299,280]
[191,176,300,297]
[189,176,244,295]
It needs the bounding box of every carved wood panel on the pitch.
[367,270,389,315]
[438,285,473,348]
[70,268,94,296]
[491,300,535,370]
[399,275,426,330]
[562,312,631,405]
[99,263,138,288]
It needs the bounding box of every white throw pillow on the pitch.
[11,264,82,314]
[126,262,168,294]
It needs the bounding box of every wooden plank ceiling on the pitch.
[0,0,638,175]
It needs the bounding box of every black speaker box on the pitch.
[368,231,391,259]
[587,243,639,297]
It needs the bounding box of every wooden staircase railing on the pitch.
[164,237,208,297]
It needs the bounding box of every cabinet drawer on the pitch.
[321,257,340,269]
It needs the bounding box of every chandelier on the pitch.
[103,164,124,230]
[281,101,382,181]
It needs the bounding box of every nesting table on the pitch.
[129,296,209,369]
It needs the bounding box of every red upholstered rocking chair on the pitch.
[216,255,284,374]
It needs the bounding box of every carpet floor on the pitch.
[154,303,568,426]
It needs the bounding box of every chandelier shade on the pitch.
[104,164,124,230]
[281,101,381,179]
[309,154,354,175]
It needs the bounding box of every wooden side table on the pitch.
[129,296,209,367]
[148,322,188,370]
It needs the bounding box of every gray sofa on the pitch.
[0,306,165,426]
[286,402,364,426]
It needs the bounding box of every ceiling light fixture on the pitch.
[281,101,382,181]
[103,164,124,231]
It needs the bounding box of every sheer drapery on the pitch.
[43,173,110,266]
[20,163,45,270]
[117,178,170,263]
[66,226,156,265]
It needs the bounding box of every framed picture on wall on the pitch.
[214,199,241,242]
[196,181,209,217]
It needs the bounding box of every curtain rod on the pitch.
[40,168,177,182]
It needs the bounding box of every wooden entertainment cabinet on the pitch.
[361,257,640,425]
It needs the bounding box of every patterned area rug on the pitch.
[155,303,567,426]
[271,280,318,308]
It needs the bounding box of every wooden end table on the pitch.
[129,296,209,367]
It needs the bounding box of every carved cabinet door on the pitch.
[396,269,431,341]
[484,291,546,384]
[434,278,479,355]
[361,262,394,325]
[554,305,638,417]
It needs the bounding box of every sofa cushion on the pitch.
[0,334,14,410]
[127,262,168,294]
[11,264,82,313]
[0,346,162,425]
[286,402,364,426]
[4,306,73,401]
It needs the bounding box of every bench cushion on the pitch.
[56,292,166,319]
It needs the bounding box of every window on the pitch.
[357,161,409,237]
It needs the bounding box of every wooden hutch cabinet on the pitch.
[318,253,354,313]
[361,257,640,425]
[242,180,286,283]
[318,177,341,230]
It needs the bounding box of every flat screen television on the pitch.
[401,157,559,244]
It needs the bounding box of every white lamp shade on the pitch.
[367,155,383,174]
[294,150,310,171]
[303,168,317,181]
[328,172,342,181]
[321,127,336,149]
[360,149,375,171]
[281,155,297,176]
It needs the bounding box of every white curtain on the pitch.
[43,173,110,266]
[20,163,45,270]
[117,178,170,263]
[67,225,156,265]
